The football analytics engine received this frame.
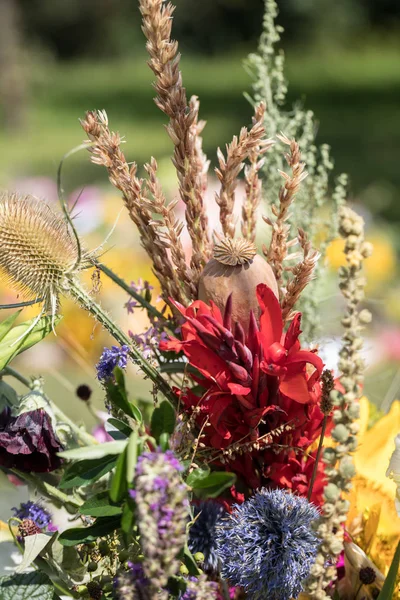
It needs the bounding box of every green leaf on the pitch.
[159,432,170,452]
[0,310,22,342]
[186,466,211,488]
[15,533,54,573]
[106,418,132,440]
[130,402,143,424]
[126,430,138,484]
[0,315,61,371]
[0,380,18,413]
[0,572,55,600]
[106,368,135,419]
[109,447,128,503]
[120,500,135,541]
[377,540,400,600]
[59,455,117,489]
[58,516,121,546]
[58,440,127,460]
[151,400,176,441]
[189,471,236,498]
[80,492,122,517]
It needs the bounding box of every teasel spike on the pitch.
[0,191,177,407]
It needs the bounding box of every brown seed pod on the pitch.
[198,237,279,331]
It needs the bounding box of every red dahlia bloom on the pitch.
[160,283,328,496]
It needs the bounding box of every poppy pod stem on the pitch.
[68,280,177,407]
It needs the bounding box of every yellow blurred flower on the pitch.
[347,397,400,574]
[326,235,396,290]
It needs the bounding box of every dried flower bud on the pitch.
[18,518,41,537]
[198,237,278,331]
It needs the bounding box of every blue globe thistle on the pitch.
[12,501,52,529]
[216,488,320,600]
[188,501,226,572]
[96,345,129,381]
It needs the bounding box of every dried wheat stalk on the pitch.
[241,103,272,243]
[139,0,210,277]
[263,133,308,291]
[81,110,185,305]
[144,157,196,302]
[216,102,273,239]
[281,229,320,321]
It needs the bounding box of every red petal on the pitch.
[280,371,310,403]
[227,383,252,396]
[284,313,302,350]
[286,349,324,374]
[183,341,231,388]
[159,338,185,353]
[257,284,283,348]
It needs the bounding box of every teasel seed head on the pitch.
[0,192,83,315]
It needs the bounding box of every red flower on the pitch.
[160,283,326,492]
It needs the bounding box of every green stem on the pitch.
[95,262,165,321]
[68,280,177,407]
[307,415,328,502]
[11,469,83,507]
[1,365,31,387]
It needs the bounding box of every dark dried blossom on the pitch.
[133,449,189,594]
[18,518,41,537]
[0,407,63,472]
[76,384,92,401]
[216,489,320,600]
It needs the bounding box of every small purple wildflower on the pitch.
[216,488,320,600]
[130,326,168,359]
[188,501,226,572]
[134,449,188,593]
[12,501,52,529]
[96,345,129,381]
[125,279,154,314]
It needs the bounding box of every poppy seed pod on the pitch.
[198,237,279,331]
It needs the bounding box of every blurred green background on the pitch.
[0,0,400,568]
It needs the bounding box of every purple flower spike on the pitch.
[96,345,129,381]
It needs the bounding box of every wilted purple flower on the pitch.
[0,408,63,472]
[189,501,226,572]
[216,488,320,600]
[134,449,188,594]
[96,345,129,381]
[12,501,52,529]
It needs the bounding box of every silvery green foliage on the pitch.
[245,0,347,339]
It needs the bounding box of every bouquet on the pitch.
[0,0,399,599]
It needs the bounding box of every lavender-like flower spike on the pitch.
[133,449,189,597]
[216,488,320,600]
[180,575,218,600]
[96,345,129,381]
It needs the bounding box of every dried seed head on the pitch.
[213,237,257,266]
[0,192,81,310]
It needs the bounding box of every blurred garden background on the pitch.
[0,0,400,541]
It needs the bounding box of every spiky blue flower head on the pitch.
[216,488,320,600]
[12,501,52,529]
[96,345,129,381]
[188,501,226,572]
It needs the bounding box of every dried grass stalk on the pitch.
[263,133,308,292]
[144,157,196,301]
[241,103,272,243]
[81,110,185,304]
[281,229,320,321]
[216,102,273,239]
[139,0,210,277]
